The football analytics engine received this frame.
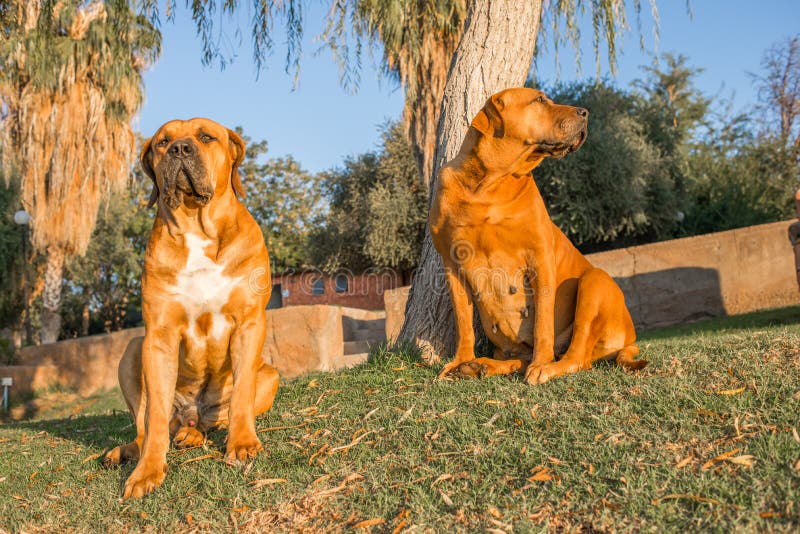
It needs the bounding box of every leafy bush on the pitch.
[310,122,427,272]
[684,123,798,234]
[239,131,323,272]
[534,81,680,249]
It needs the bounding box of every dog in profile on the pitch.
[103,119,279,499]
[431,88,646,384]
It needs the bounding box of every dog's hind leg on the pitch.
[171,402,206,449]
[525,268,639,384]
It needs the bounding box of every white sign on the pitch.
[1,377,12,386]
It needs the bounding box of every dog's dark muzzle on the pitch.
[157,139,213,208]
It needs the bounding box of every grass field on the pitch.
[1,307,800,532]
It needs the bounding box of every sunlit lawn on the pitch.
[1,307,799,532]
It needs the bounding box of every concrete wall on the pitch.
[384,286,411,342]
[260,305,346,378]
[384,220,799,333]
[3,306,386,400]
[13,327,145,396]
[589,220,798,328]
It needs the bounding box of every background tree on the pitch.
[684,36,800,234]
[0,0,160,342]
[334,0,465,186]
[62,166,151,337]
[237,130,322,272]
[750,35,800,146]
[0,183,38,347]
[364,122,428,270]
[534,80,677,249]
[310,122,426,273]
[632,53,710,206]
[311,152,380,273]
[682,114,797,234]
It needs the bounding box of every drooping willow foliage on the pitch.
[0,0,161,256]
[537,0,663,76]
[138,0,662,186]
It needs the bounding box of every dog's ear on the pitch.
[227,128,247,199]
[470,95,505,138]
[140,137,159,208]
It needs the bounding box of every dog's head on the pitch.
[141,118,246,209]
[471,87,588,166]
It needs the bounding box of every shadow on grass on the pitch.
[5,412,133,451]
[640,305,800,341]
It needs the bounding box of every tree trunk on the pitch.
[398,0,543,361]
[40,246,65,344]
[80,285,90,337]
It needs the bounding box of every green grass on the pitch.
[2,307,799,532]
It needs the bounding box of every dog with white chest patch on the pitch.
[102,118,279,499]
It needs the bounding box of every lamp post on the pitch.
[13,209,32,345]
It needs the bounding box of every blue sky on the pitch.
[138,1,800,173]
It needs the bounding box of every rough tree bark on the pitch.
[398,0,543,361]
[40,246,65,344]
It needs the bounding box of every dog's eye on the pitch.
[199,133,215,143]
[535,96,547,104]
[156,138,169,148]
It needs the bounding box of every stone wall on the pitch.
[384,220,799,333]
[2,306,386,401]
[261,305,385,379]
[590,220,799,328]
[384,286,411,342]
[13,327,145,396]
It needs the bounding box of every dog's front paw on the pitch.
[524,364,549,385]
[173,427,205,449]
[453,360,487,378]
[437,359,471,380]
[525,362,566,385]
[122,461,167,499]
[225,434,263,465]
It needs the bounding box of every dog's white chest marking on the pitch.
[174,233,242,342]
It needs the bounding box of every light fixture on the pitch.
[13,209,30,226]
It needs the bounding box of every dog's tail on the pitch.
[616,344,648,371]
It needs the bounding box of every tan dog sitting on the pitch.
[431,87,646,384]
[103,119,279,499]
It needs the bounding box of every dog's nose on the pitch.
[576,107,589,118]
[168,139,195,158]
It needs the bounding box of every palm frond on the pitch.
[0,0,161,256]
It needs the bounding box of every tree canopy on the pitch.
[0,0,161,342]
[238,130,323,273]
[309,122,426,273]
[0,0,160,255]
